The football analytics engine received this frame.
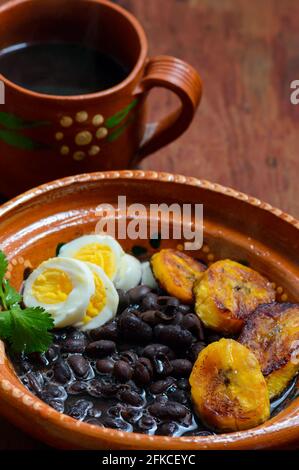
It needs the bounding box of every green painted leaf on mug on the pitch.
[0,112,50,130]
[107,114,136,142]
[105,99,138,129]
[0,129,44,150]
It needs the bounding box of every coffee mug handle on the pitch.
[134,55,202,162]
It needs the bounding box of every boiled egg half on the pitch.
[23,257,95,328]
[59,234,124,280]
[78,262,119,331]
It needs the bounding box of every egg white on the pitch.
[78,262,119,331]
[141,261,158,289]
[23,257,95,328]
[115,254,142,291]
[59,234,124,280]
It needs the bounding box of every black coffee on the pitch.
[0,42,129,95]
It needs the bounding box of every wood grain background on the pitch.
[0,0,299,449]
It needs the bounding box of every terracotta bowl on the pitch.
[0,170,299,450]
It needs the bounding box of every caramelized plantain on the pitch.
[151,249,206,303]
[189,338,270,432]
[193,259,275,334]
[239,303,299,399]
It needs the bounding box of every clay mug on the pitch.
[0,0,202,198]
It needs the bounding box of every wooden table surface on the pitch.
[1,0,299,449]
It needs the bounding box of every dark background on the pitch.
[0,0,299,449]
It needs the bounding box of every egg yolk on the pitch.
[31,268,73,304]
[84,273,107,324]
[73,243,115,279]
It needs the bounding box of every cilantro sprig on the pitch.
[0,251,54,353]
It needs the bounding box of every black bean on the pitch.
[154,325,194,350]
[157,422,179,436]
[86,340,116,358]
[133,357,153,385]
[117,289,131,311]
[152,353,173,377]
[170,359,193,377]
[142,293,159,310]
[68,399,92,420]
[68,355,89,377]
[102,417,130,430]
[149,377,176,395]
[87,379,102,398]
[157,296,180,308]
[177,304,191,314]
[186,341,206,362]
[120,350,138,365]
[40,383,67,402]
[88,405,102,418]
[148,401,188,420]
[114,360,133,382]
[100,382,119,397]
[119,312,152,344]
[119,388,143,407]
[167,388,188,404]
[121,407,142,424]
[139,310,160,325]
[177,378,191,391]
[53,360,72,384]
[181,314,204,340]
[96,358,114,374]
[29,352,49,367]
[137,415,156,431]
[207,332,222,344]
[61,337,86,353]
[48,400,64,413]
[107,404,123,417]
[128,285,151,304]
[142,343,175,360]
[90,321,118,341]
[27,371,44,394]
[155,309,176,323]
[67,381,88,395]
[45,345,60,362]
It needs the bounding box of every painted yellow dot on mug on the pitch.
[60,116,73,128]
[73,151,86,161]
[88,145,100,156]
[60,145,70,155]
[96,127,108,139]
[76,111,88,123]
[75,131,93,146]
[55,132,64,141]
[92,114,104,126]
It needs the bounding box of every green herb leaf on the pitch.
[0,251,8,282]
[3,279,22,307]
[0,250,54,353]
[9,305,54,353]
[0,311,12,339]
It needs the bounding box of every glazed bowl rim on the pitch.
[0,169,299,450]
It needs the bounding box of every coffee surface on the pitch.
[0,42,129,95]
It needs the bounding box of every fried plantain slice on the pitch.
[189,338,270,432]
[151,249,206,303]
[239,302,299,399]
[193,259,275,334]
